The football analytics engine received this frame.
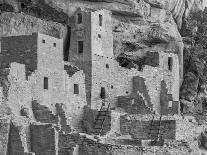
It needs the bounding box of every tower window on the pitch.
[168,57,173,71]
[53,43,56,47]
[99,14,103,26]
[74,84,79,94]
[77,13,82,24]
[44,77,48,90]
[106,64,109,69]
[78,41,84,54]
[100,87,105,99]
[98,34,101,38]
[42,40,45,43]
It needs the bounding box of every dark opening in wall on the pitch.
[77,13,82,24]
[53,43,56,47]
[106,64,109,69]
[99,14,103,26]
[138,65,143,71]
[21,3,26,9]
[74,84,79,94]
[98,34,101,38]
[64,26,71,61]
[78,41,84,54]
[42,40,45,43]
[168,57,173,71]
[44,77,48,90]
[100,87,106,99]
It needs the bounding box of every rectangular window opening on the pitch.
[44,77,48,90]
[99,14,103,26]
[168,101,172,108]
[78,41,84,54]
[74,84,79,94]
[77,13,82,24]
[100,87,105,99]
[168,57,173,71]
[42,40,45,43]
[98,34,101,38]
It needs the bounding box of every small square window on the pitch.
[44,77,48,90]
[53,43,56,47]
[78,41,84,54]
[106,64,109,69]
[74,84,79,94]
[42,40,45,43]
[77,13,82,24]
[98,34,101,38]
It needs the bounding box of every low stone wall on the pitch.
[30,123,58,155]
[78,136,197,155]
[58,133,81,155]
[120,115,176,140]
[82,106,111,135]
[0,118,10,155]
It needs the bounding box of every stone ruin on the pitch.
[0,7,204,155]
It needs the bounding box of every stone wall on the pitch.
[82,106,111,135]
[91,51,180,115]
[69,8,92,105]
[1,33,38,77]
[120,115,176,140]
[7,117,31,155]
[0,118,10,155]
[118,94,151,115]
[31,123,58,155]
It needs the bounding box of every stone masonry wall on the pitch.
[91,51,179,115]
[82,106,111,135]
[1,33,38,77]
[31,123,58,155]
[69,8,92,106]
[0,118,10,155]
[7,117,31,155]
[120,115,176,140]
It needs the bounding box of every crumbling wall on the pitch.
[91,51,179,115]
[58,133,80,155]
[82,106,111,135]
[118,94,151,114]
[78,135,198,155]
[31,123,58,155]
[64,69,87,132]
[1,33,38,77]
[160,80,179,115]
[0,118,10,155]
[32,100,58,124]
[6,62,33,116]
[7,117,31,155]
[120,115,176,140]
[55,103,71,134]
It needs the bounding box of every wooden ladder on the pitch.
[149,112,162,145]
[93,100,110,135]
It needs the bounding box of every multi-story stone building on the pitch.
[68,7,180,115]
[0,32,87,130]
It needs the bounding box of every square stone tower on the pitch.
[69,8,114,107]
